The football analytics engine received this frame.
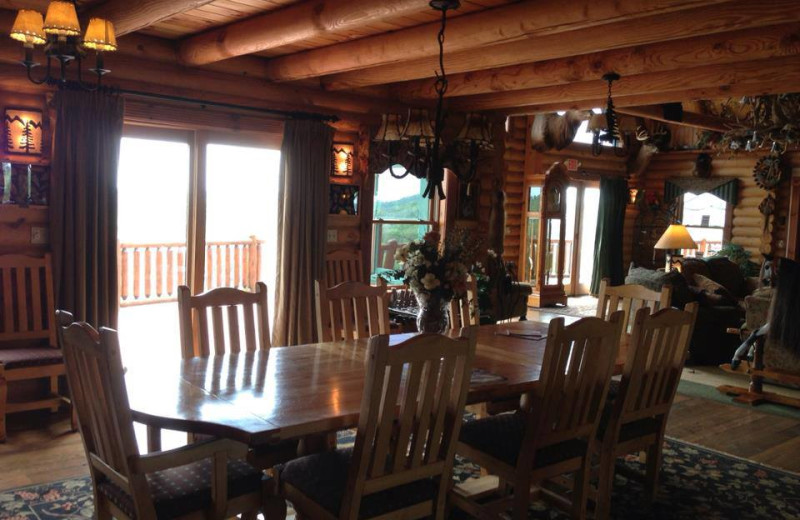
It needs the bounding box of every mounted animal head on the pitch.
[760,254,777,288]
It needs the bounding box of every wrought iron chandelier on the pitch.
[590,72,627,157]
[371,0,493,200]
[9,1,118,90]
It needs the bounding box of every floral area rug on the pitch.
[2,435,797,520]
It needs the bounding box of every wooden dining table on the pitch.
[127,319,582,450]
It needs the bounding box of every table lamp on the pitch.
[654,224,698,271]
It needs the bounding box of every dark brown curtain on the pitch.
[50,90,124,328]
[273,120,334,346]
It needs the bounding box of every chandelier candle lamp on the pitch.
[371,0,494,200]
[654,224,698,272]
[9,1,117,89]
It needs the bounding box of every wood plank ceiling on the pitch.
[1,0,799,125]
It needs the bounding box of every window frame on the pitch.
[678,191,733,257]
[369,171,438,276]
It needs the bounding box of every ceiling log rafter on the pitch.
[260,0,735,82]
[446,55,800,112]
[390,23,800,100]
[178,0,432,66]
[84,0,217,36]
[322,0,800,91]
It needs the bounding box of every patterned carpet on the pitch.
[1,434,797,520]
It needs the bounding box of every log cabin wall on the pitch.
[633,150,800,264]
[502,116,630,270]
[0,90,50,257]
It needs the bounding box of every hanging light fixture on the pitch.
[590,72,628,157]
[371,1,493,200]
[9,1,117,90]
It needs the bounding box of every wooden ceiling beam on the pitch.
[446,55,800,112]
[261,0,731,82]
[323,0,799,91]
[178,0,430,66]
[84,0,216,36]
[391,23,800,100]
[616,106,732,132]
[491,74,800,117]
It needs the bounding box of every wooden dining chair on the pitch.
[177,283,270,359]
[56,310,285,520]
[0,253,75,442]
[315,280,390,342]
[377,240,400,269]
[452,312,624,520]
[596,278,672,345]
[449,275,479,330]
[593,303,698,519]
[325,249,364,287]
[277,329,477,519]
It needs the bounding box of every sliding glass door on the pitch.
[116,126,281,363]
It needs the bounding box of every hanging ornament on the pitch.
[753,152,788,190]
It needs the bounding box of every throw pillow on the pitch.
[693,273,738,306]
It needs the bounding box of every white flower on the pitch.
[487,249,497,258]
[421,273,441,290]
[394,244,410,263]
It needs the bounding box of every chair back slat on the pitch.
[340,331,476,519]
[526,313,624,449]
[377,240,400,270]
[178,282,271,359]
[315,280,390,342]
[325,249,364,287]
[618,303,698,421]
[0,254,56,347]
[448,275,479,330]
[57,312,139,481]
[596,278,672,341]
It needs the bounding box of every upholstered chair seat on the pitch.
[459,412,587,467]
[98,456,267,519]
[278,448,437,518]
[0,347,64,369]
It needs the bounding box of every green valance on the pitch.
[664,177,739,206]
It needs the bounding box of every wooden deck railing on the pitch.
[119,236,263,307]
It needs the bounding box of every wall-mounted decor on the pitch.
[330,143,354,177]
[4,107,43,155]
[329,183,359,215]
[457,182,479,220]
[753,152,788,190]
[692,153,712,178]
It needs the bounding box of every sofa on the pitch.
[625,257,760,365]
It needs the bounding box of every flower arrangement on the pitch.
[392,230,472,305]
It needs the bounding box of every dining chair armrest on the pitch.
[129,438,248,474]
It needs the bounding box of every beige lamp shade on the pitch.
[403,108,435,139]
[374,113,404,142]
[10,10,46,46]
[654,224,698,250]
[83,18,117,51]
[43,1,81,37]
[456,113,493,145]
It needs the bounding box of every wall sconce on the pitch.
[4,107,43,156]
[330,143,354,177]
[628,187,639,205]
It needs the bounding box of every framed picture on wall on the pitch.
[457,182,480,220]
[330,183,359,215]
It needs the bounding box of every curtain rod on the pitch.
[116,88,340,123]
[52,81,339,123]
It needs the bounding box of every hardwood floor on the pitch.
[1,389,798,492]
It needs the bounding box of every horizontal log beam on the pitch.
[263,0,730,82]
[323,0,797,90]
[447,55,800,112]
[85,0,216,36]
[616,106,732,132]
[492,72,800,116]
[179,0,429,66]
[390,23,800,100]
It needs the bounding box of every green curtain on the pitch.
[590,176,628,294]
[272,120,334,346]
[50,90,124,328]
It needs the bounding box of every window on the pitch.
[371,168,435,280]
[681,192,728,257]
